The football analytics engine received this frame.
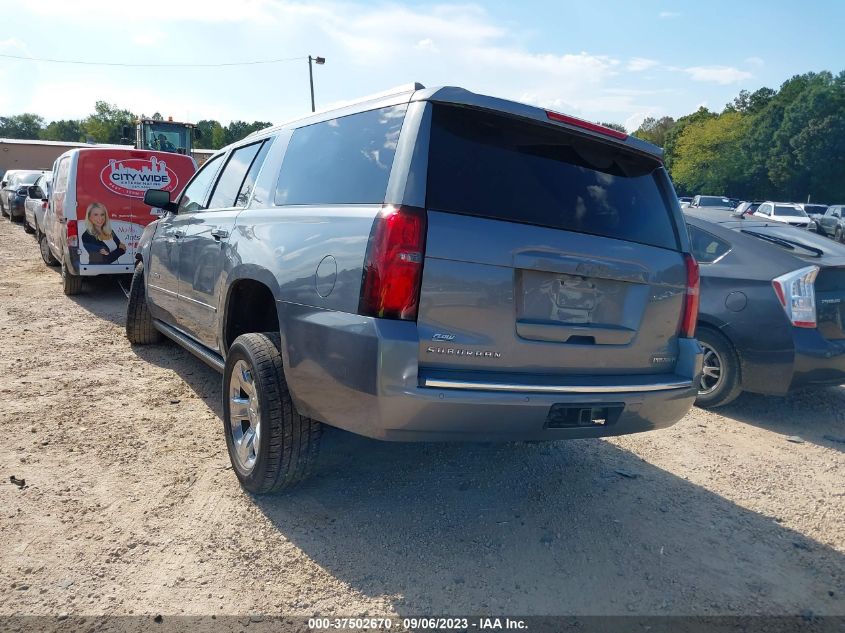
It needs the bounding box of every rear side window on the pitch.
[54,158,70,192]
[208,141,265,209]
[688,225,731,263]
[426,106,679,250]
[274,104,407,206]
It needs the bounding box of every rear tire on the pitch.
[39,230,59,266]
[695,327,742,408]
[61,259,82,295]
[223,332,322,494]
[126,262,162,344]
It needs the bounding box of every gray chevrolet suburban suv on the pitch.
[128,84,702,493]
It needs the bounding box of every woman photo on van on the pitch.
[81,202,127,265]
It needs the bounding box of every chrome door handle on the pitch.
[210,228,229,240]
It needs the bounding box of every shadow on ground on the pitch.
[715,387,845,452]
[123,322,845,616]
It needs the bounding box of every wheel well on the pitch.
[224,280,279,352]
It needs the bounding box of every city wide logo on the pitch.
[100,157,179,198]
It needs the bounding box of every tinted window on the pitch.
[426,105,678,250]
[697,196,731,207]
[177,154,222,214]
[208,142,264,209]
[688,225,731,263]
[774,205,806,217]
[274,105,407,206]
[235,140,271,207]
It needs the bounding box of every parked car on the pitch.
[735,201,763,216]
[678,196,693,208]
[24,172,52,235]
[1,169,43,221]
[127,84,703,493]
[801,203,829,221]
[686,209,845,407]
[689,195,734,210]
[752,201,816,230]
[813,205,845,241]
[41,147,196,294]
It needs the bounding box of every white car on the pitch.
[752,201,816,231]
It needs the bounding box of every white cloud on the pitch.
[415,38,439,53]
[744,56,764,67]
[684,65,752,84]
[627,57,659,72]
[659,11,681,18]
[133,33,164,47]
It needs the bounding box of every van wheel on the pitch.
[38,231,59,266]
[223,332,322,494]
[695,327,742,408]
[126,262,162,345]
[61,259,82,295]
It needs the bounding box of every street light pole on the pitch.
[308,55,326,112]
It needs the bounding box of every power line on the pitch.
[0,52,308,68]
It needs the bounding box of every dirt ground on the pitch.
[0,214,843,619]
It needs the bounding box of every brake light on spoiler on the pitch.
[545,110,629,140]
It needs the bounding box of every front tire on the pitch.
[695,327,742,408]
[126,262,162,344]
[61,258,82,295]
[223,332,322,494]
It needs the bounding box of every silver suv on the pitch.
[128,84,702,492]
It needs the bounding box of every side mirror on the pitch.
[122,125,132,140]
[1,181,7,188]
[144,188,177,212]
[194,127,203,140]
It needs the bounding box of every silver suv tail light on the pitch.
[772,265,819,328]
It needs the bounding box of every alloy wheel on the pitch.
[228,359,261,472]
[699,342,723,395]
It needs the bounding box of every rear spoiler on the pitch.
[412,86,663,159]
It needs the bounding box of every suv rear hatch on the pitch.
[416,104,688,385]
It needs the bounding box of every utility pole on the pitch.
[308,55,326,112]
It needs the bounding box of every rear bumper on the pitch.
[280,304,700,441]
[732,326,845,394]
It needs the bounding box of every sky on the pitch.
[0,0,841,132]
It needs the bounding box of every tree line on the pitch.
[0,101,271,150]
[2,70,843,201]
[628,70,845,203]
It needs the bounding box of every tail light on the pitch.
[680,253,700,338]
[772,266,819,328]
[359,205,427,320]
[66,220,78,248]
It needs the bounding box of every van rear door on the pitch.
[416,105,687,385]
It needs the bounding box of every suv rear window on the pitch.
[426,105,679,250]
[275,104,407,206]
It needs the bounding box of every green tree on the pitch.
[0,113,45,139]
[632,116,675,148]
[40,119,84,142]
[671,111,749,197]
[663,107,717,174]
[82,101,136,144]
[223,120,273,146]
[194,119,224,149]
[599,122,626,133]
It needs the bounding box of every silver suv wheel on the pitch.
[228,359,261,472]
[699,342,723,395]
